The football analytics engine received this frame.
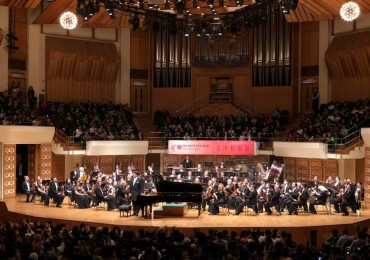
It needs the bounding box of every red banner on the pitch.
[168,140,255,155]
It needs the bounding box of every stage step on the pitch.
[154,203,188,217]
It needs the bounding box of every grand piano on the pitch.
[136,173,203,218]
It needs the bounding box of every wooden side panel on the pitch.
[51,153,65,181]
[2,144,16,198]
[309,159,323,181]
[296,158,309,181]
[28,145,36,181]
[323,160,338,181]
[45,37,119,102]
[284,157,296,181]
[99,156,114,176]
[130,155,145,171]
[83,156,99,174]
[364,148,370,203]
[115,156,130,172]
[163,154,178,168]
[40,144,52,181]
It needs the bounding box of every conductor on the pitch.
[183,156,192,169]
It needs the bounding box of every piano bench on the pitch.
[119,205,132,217]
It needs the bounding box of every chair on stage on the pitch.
[219,197,230,215]
[244,203,259,216]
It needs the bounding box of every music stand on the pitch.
[224,172,234,179]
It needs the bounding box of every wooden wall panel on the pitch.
[163,155,178,168]
[2,144,16,198]
[323,160,338,181]
[45,37,119,103]
[83,156,99,174]
[296,158,309,181]
[251,87,292,115]
[300,22,319,67]
[40,144,52,181]
[115,156,130,172]
[364,148,370,203]
[99,156,115,176]
[309,159,323,181]
[130,30,149,70]
[284,157,296,181]
[28,145,36,181]
[130,155,145,171]
[51,153,65,181]
[249,155,269,165]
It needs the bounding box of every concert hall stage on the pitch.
[1,197,369,247]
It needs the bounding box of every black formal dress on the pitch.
[130,177,144,216]
[73,186,90,209]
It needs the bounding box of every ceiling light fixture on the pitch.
[60,11,78,30]
[340,1,360,22]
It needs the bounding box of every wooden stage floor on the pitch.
[1,196,370,246]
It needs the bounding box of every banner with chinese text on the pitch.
[168,140,255,155]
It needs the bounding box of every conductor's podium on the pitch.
[154,203,188,217]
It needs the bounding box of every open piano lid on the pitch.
[153,174,203,193]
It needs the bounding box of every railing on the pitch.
[147,133,276,149]
[54,128,70,144]
[173,93,209,116]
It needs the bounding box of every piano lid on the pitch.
[153,174,203,193]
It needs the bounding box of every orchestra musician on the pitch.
[35,176,49,205]
[234,184,258,215]
[63,179,74,205]
[279,180,291,212]
[129,171,144,216]
[308,186,328,214]
[340,182,356,216]
[264,184,281,215]
[184,171,193,182]
[21,175,36,203]
[183,156,192,169]
[70,167,79,182]
[285,182,300,213]
[202,180,214,211]
[94,180,116,211]
[116,180,131,206]
[258,182,272,213]
[356,182,365,209]
[73,181,90,209]
[209,183,227,215]
[334,176,341,187]
[289,183,308,214]
[48,177,65,208]
[332,187,344,213]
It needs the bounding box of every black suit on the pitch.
[264,190,281,214]
[130,177,144,215]
[94,185,116,210]
[235,189,258,214]
[183,158,192,169]
[48,182,64,207]
[340,188,356,215]
[21,181,36,202]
